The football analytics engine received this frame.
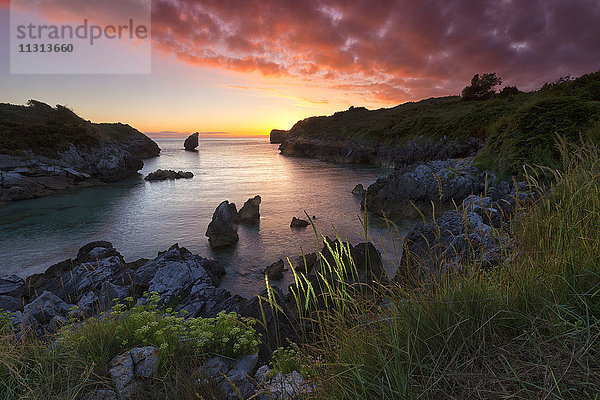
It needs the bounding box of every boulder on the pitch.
[109,347,159,399]
[351,184,365,196]
[184,132,199,151]
[22,291,71,329]
[0,275,26,298]
[144,169,193,181]
[197,353,259,400]
[238,195,261,225]
[254,365,312,400]
[206,201,239,248]
[263,259,285,280]
[295,253,318,274]
[290,217,309,228]
[0,295,23,312]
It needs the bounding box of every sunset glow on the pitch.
[1,0,599,136]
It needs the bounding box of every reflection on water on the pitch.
[0,138,414,297]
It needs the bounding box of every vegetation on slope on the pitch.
[273,139,600,398]
[288,71,600,176]
[0,100,155,157]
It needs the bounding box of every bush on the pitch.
[461,73,502,101]
[476,96,600,175]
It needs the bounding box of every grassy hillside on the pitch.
[282,139,600,398]
[0,100,156,157]
[289,71,600,176]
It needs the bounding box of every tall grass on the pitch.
[274,138,600,399]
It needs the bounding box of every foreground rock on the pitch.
[198,353,259,400]
[184,132,199,151]
[238,195,262,225]
[365,158,507,219]
[398,185,535,282]
[144,169,193,181]
[9,241,238,336]
[109,347,160,399]
[290,217,309,228]
[206,201,239,248]
[263,259,285,280]
[255,365,312,400]
[269,129,289,144]
[0,101,159,202]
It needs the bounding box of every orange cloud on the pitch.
[149,0,600,103]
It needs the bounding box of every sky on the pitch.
[1,0,599,137]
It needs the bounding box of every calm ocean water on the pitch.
[0,138,414,297]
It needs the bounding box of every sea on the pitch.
[0,138,414,297]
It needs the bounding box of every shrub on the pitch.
[461,73,502,101]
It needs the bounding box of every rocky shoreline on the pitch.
[0,102,160,202]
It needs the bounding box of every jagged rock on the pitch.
[255,365,312,400]
[365,158,500,219]
[0,295,23,312]
[197,353,259,400]
[263,259,285,280]
[290,217,309,228]
[22,290,71,330]
[238,195,261,225]
[295,253,318,274]
[134,244,237,318]
[397,187,533,282]
[206,201,239,248]
[109,347,159,399]
[0,275,26,298]
[144,169,193,181]
[270,129,288,144]
[352,184,365,196]
[239,287,297,364]
[184,132,199,151]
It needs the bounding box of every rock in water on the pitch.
[290,217,309,228]
[144,169,193,181]
[238,195,261,225]
[263,259,285,280]
[184,132,199,151]
[352,184,365,196]
[206,201,239,248]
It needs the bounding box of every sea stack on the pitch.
[238,195,262,225]
[184,132,199,151]
[206,201,239,248]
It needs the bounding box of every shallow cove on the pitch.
[0,138,414,297]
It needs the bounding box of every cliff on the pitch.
[0,100,160,201]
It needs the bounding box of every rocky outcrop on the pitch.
[290,217,309,228]
[279,135,481,169]
[238,195,261,225]
[9,242,238,336]
[365,158,504,219]
[398,185,535,282]
[255,365,312,400]
[0,102,159,202]
[269,129,288,144]
[352,184,365,196]
[206,201,239,248]
[184,132,199,151]
[263,259,285,280]
[144,169,193,181]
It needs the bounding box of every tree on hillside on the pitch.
[461,73,502,101]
